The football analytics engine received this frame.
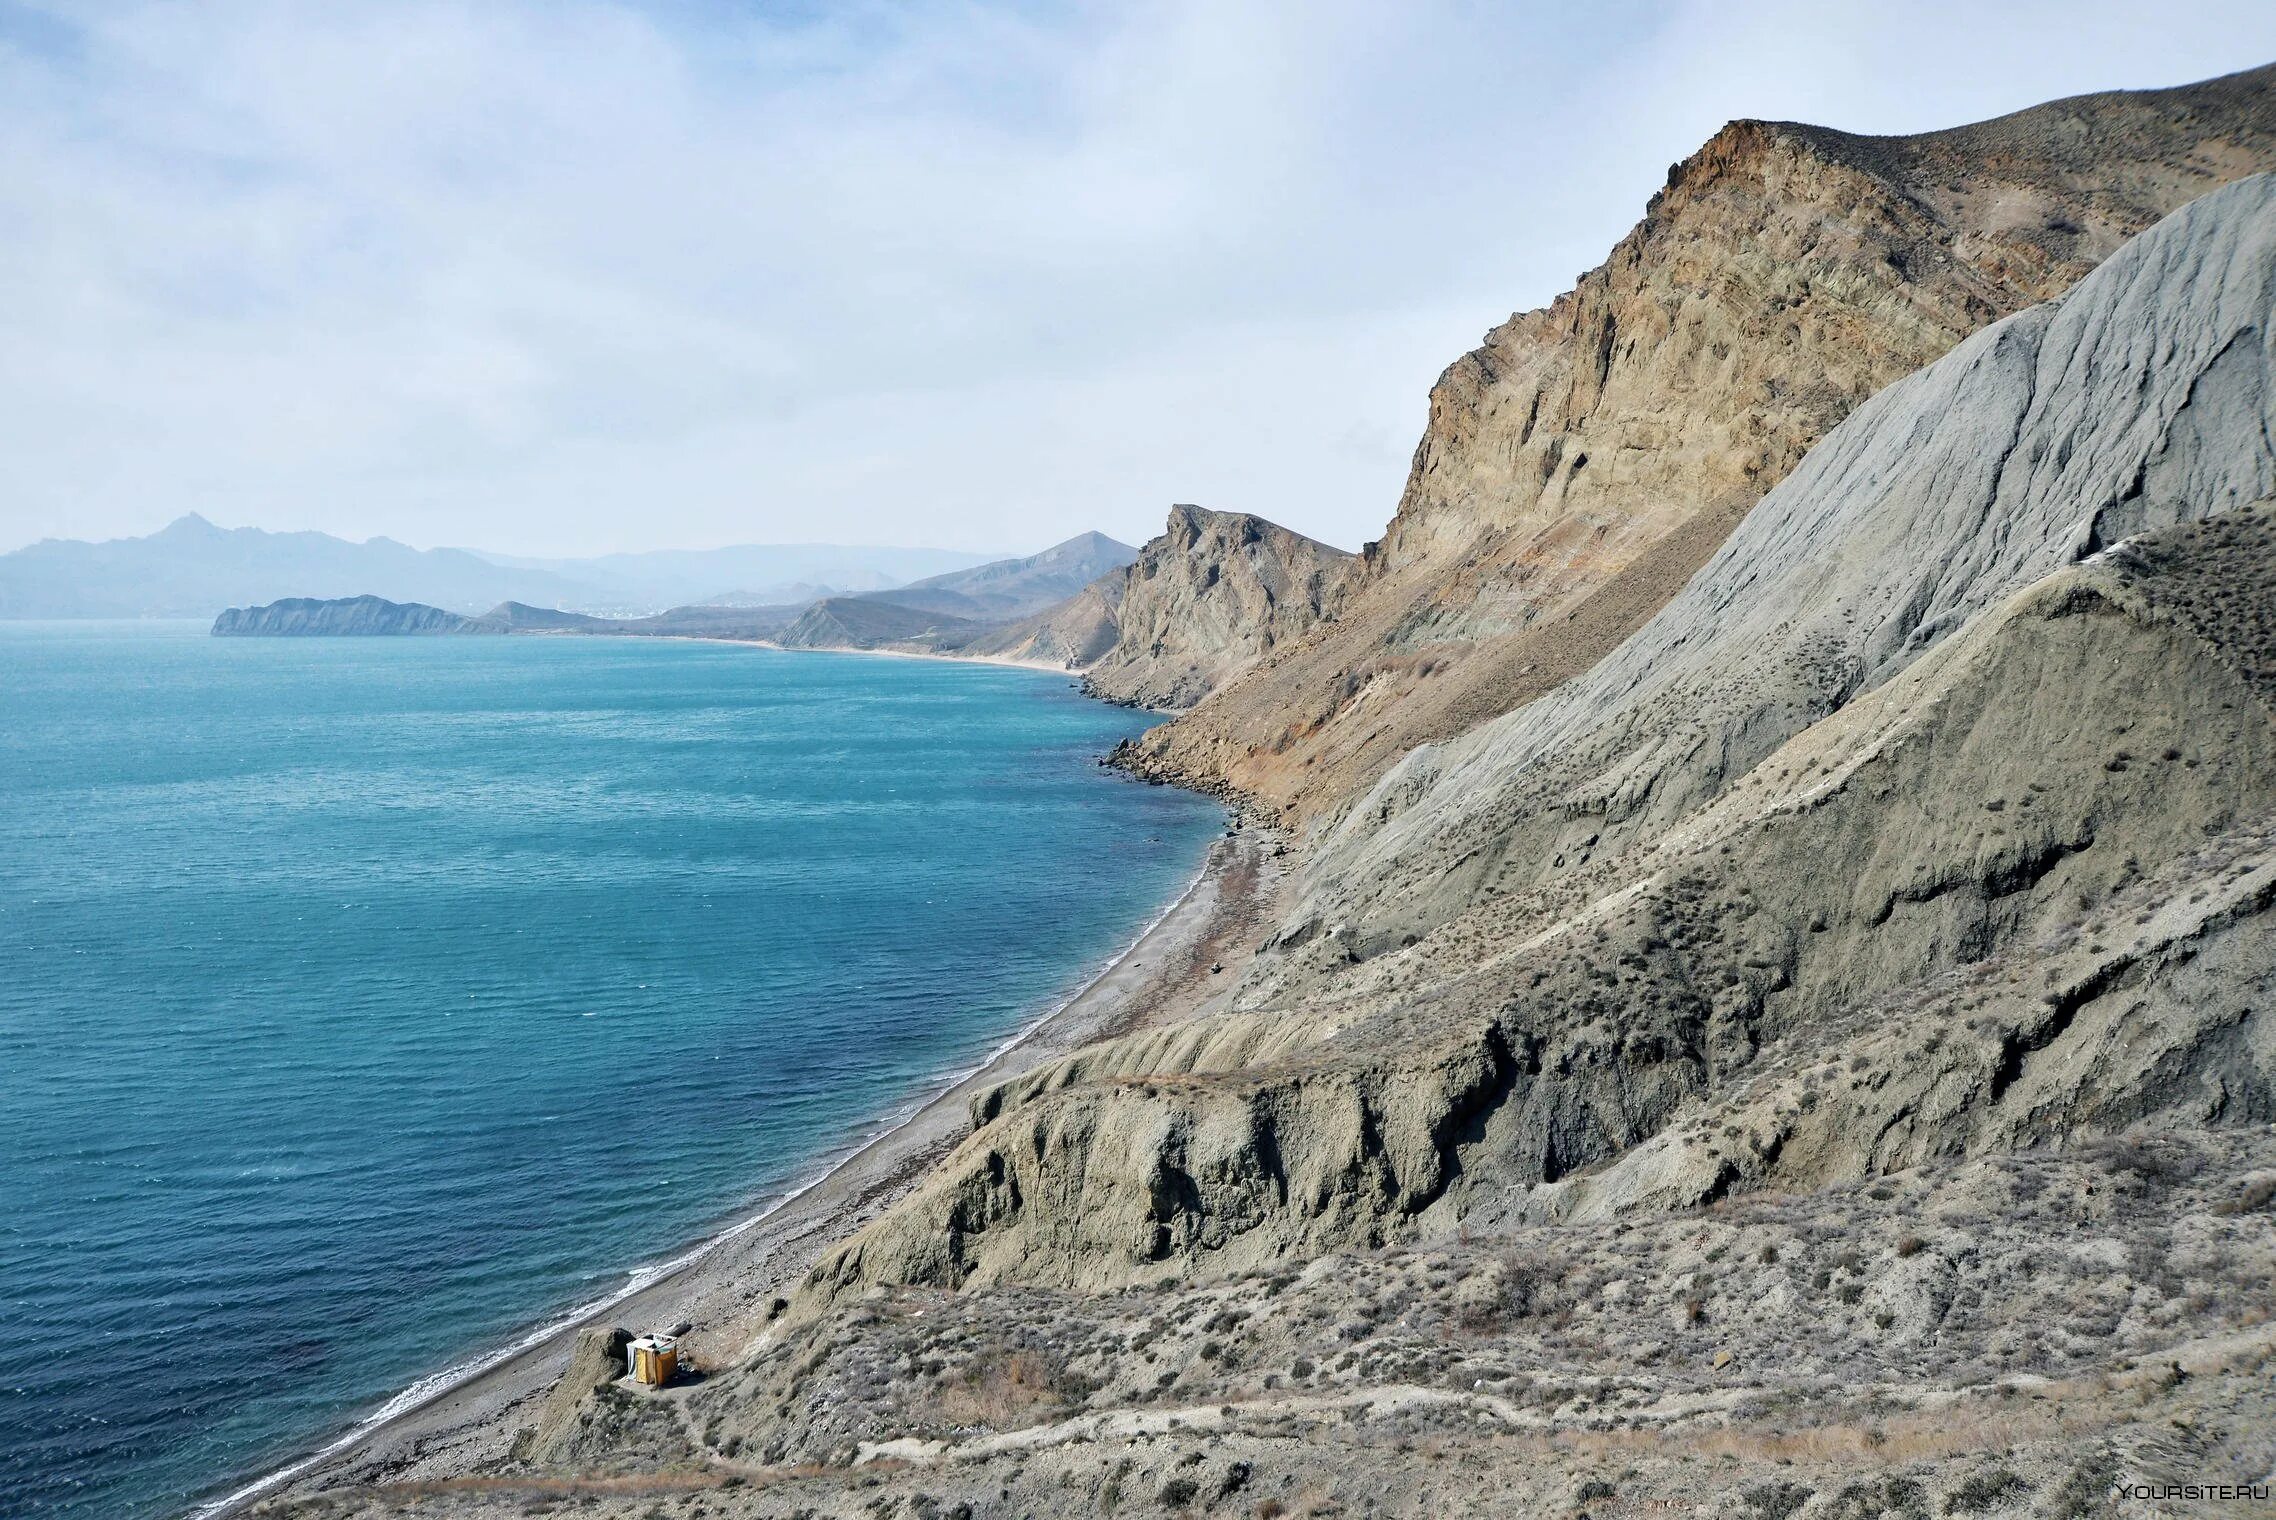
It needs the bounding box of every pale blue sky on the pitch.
[3,1,2273,557]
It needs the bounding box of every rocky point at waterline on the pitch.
[1078,505,1354,710]
[256,72,2276,1520]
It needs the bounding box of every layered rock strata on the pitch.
[1116,63,2276,825]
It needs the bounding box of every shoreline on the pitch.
[227,813,1286,1516]
[576,629,1081,676]
[744,637,1077,675]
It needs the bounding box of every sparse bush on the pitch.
[1743,1479,1813,1520]
[1824,1476,1927,1519]
[2215,1175,2276,1215]
[933,1348,1077,1429]
[2040,1452,2118,1519]
[2092,1136,2202,1193]
[1945,1467,2028,1513]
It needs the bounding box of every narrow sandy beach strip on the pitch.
[227,817,1287,1515]
[747,638,1078,675]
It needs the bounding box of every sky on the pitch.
[2,2,2273,559]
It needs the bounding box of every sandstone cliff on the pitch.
[1117,62,2276,825]
[783,179,2276,1320]
[1274,170,2276,971]
[1081,505,1352,709]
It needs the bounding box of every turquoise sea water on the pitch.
[0,623,1220,1518]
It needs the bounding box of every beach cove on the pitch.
[0,623,1228,1518]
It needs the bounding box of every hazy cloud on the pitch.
[3,0,2272,555]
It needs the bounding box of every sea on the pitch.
[0,622,1223,1517]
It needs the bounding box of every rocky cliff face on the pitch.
[1116,63,2276,826]
[1275,171,2276,970]
[1081,505,1351,709]
[796,180,2276,1310]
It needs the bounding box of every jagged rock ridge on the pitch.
[1112,62,2276,824]
[1081,505,1352,709]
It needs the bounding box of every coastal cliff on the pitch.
[267,74,2276,1520]
[804,170,2276,1297]
[1081,505,1352,709]
[1111,61,2276,825]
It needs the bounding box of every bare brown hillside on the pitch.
[1117,62,2276,826]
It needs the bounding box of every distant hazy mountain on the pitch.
[700,582,861,608]
[773,597,979,650]
[0,517,1010,619]
[867,532,1139,621]
[0,515,606,618]
[466,544,1001,612]
[210,595,506,636]
[213,594,812,641]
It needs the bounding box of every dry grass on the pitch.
[935,1349,1073,1430]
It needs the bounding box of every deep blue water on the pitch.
[0,623,1219,1518]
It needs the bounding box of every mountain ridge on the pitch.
[4,516,999,619]
[1104,59,2276,826]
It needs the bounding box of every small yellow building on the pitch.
[627,1333,679,1387]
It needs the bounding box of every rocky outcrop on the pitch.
[1272,171,2276,970]
[1116,63,2276,825]
[1081,506,1352,709]
[529,1326,629,1460]
[211,595,504,635]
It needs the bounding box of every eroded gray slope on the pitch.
[1273,173,2276,974]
